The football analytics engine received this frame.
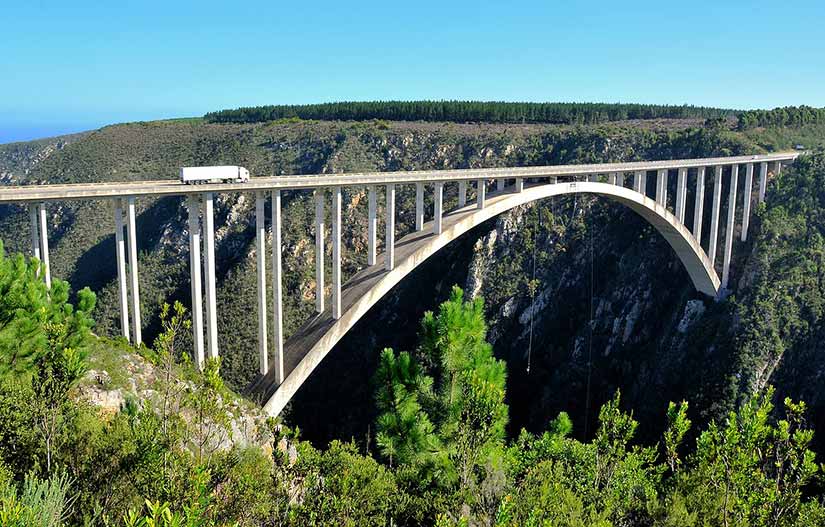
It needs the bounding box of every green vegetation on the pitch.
[204,100,736,125]
[1,234,824,525]
[737,105,825,130]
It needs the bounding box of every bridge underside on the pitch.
[250,180,719,416]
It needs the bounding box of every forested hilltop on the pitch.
[1,114,825,524]
[204,100,736,125]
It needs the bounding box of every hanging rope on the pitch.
[526,205,541,374]
[583,197,595,438]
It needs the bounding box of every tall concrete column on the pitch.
[693,167,706,243]
[433,182,444,235]
[656,169,668,207]
[758,162,768,203]
[202,193,218,360]
[114,200,130,340]
[332,186,342,320]
[775,161,782,176]
[616,172,624,187]
[271,190,284,384]
[458,181,467,207]
[708,166,723,267]
[367,185,377,266]
[28,205,40,261]
[415,183,424,231]
[722,165,739,289]
[515,177,524,192]
[633,171,644,194]
[385,184,395,271]
[255,192,268,373]
[477,179,486,209]
[608,172,617,185]
[675,168,687,223]
[741,164,754,241]
[37,203,51,288]
[314,189,325,313]
[126,197,141,345]
[187,195,205,369]
[497,178,505,192]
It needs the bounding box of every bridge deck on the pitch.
[247,189,509,404]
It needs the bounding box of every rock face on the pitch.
[0,119,804,447]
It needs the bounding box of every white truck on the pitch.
[179,165,250,184]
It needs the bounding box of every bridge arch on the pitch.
[260,180,719,416]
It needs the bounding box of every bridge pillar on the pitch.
[675,168,687,223]
[332,186,342,319]
[741,164,754,241]
[386,184,395,270]
[477,179,486,209]
[314,189,325,313]
[113,199,130,341]
[368,185,377,265]
[497,178,505,192]
[126,197,141,345]
[608,172,617,185]
[433,182,444,234]
[271,190,284,384]
[708,166,723,268]
[28,205,40,261]
[415,183,424,231]
[37,203,51,288]
[515,177,524,192]
[187,195,205,369]
[458,181,467,207]
[758,162,768,203]
[616,172,624,187]
[255,192,268,373]
[656,169,668,207]
[633,171,644,195]
[203,193,218,360]
[775,161,782,176]
[693,167,706,244]
[722,165,739,289]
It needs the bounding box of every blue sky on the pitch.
[2,0,824,143]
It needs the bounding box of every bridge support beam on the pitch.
[187,195,205,369]
[758,162,768,203]
[675,168,687,223]
[656,169,668,207]
[693,167,705,244]
[28,205,40,262]
[114,200,130,340]
[37,203,51,288]
[203,193,218,360]
[255,192,268,373]
[741,164,754,241]
[332,187,342,319]
[368,185,377,265]
[458,181,467,207]
[497,178,505,192]
[515,177,524,192]
[775,161,782,176]
[314,189,325,313]
[633,171,644,195]
[386,184,395,270]
[271,190,284,384]
[415,183,424,231]
[708,166,723,268]
[433,182,443,234]
[477,179,486,209]
[722,165,739,290]
[616,172,624,187]
[126,197,141,345]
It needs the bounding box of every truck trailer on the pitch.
[180,166,250,184]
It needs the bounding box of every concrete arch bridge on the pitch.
[0,153,798,416]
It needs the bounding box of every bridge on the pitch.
[0,152,799,416]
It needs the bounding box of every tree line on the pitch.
[204,100,736,125]
[737,105,825,130]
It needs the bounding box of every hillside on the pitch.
[2,117,825,452]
